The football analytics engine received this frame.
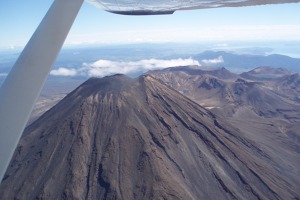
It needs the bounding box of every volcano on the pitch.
[1,74,299,199]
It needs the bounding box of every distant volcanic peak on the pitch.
[251,66,291,75]
[252,66,273,73]
[240,66,292,81]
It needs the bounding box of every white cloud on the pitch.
[201,56,224,65]
[50,67,78,76]
[50,58,200,77]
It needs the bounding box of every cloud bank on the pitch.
[201,56,224,65]
[50,58,200,77]
[50,68,78,76]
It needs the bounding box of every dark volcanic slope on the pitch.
[1,75,300,199]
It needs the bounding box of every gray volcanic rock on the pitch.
[1,74,300,199]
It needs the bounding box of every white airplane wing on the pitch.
[86,0,300,15]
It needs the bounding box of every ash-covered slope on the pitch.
[1,75,300,199]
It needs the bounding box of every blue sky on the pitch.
[0,0,300,50]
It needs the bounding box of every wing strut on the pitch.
[0,0,84,181]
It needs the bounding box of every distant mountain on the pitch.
[248,66,291,75]
[1,74,300,199]
[157,65,237,79]
[240,66,291,80]
[149,66,300,119]
[193,51,300,72]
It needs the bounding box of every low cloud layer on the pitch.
[201,56,224,65]
[50,58,200,77]
[50,68,77,76]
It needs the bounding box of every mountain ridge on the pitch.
[1,74,300,199]
[193,51,300,72]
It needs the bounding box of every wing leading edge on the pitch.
[86,0,300,15]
